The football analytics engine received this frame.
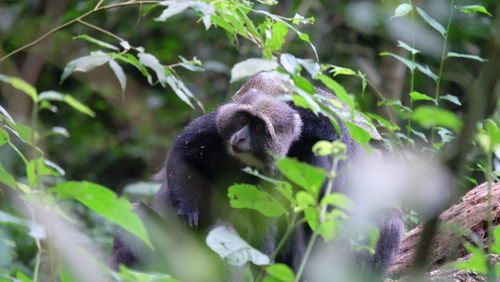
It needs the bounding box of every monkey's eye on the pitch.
[240,116,249,124]
[254,123,263,132]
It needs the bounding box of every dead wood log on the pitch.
[389,182,500,277]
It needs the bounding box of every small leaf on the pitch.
[61,51,111,83]
[297,58,320,78]
[0,74,38,102]
[411,128,428,142]
[345,121,372,145]
[391,3,413,19]
[230,58,278,83]
[316,74,354,111]
[50,181,153,249]
[292,75,314,94]
[397,40,420,55]
[155,1,191,22]
[380,52,416,70]
[265,20,288,51]
[320,193,353,210]
[280,53,299,74]
[410,91,435,102]
[138,52,167,87]
[109,59,127,92]
[165,75,197,109]
[266,263,295,282]
[417,7,446,37]
[449,243,488,274]
[73,34,118,50]
[63,95,96,117]
[317,220,339,241]
[0,105,15,123]
[455,5,492,17]
[228,184,286,217]
[416,63,438,81]
[0,129,9,147]
[298,32,310,42]
[0,162,18,189]
[440,94,461,106]
[296,191,316,210]
[411,106,463,133]
[0,211,46,239]
[447,52,487,62]
[276,158,325,199]
[39,90,64,101]
[206,226,270,266]
[304,207,318,230]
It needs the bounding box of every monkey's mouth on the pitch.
[230,145,249,154]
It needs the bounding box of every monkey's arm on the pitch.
[154,111,228,228]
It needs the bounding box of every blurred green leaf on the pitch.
[412,106,463,133]
[380,52,416,70]
[265,20,288,51]
[0,211,46,239]
[320,193,353,211]
[410,91,435,103]
[73,34,118,50]
[228,184,286,217]
[391,3,412,19]
[449,243,487,274]
[61,51,111,83]
[117,265,179,282]
[440,94,461,106]
[0,162,18,189]
[0,129,9,147]
[280,53,299,74]
[109,59,126,92]
[265,263,295,282]
[0,74,38,103]
[455,5,492,17]
[50,181,153,249]
[63,95,96,117]
[230,58,278,83]
[447,52,487,62]
[345,121,372,145]
[296,191,315,210]
[317,220,339,241]
[397,40,420,55]
[138,52,167,87]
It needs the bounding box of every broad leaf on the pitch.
[206,226,270,266]
[50,181,153,249]
[280,53,299,74]
[266,263,295,282]
[138,52,167,87]
[227,184,286,217]
[345,121,372,145]
[230,58,278,83]
[61,51,111,83]
[277,158,325,199]
[0,74,38,102]
[411,106,462,133]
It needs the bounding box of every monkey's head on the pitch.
[216,88,303,168]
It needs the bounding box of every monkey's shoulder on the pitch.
[290,104,338,142]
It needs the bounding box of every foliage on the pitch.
[0,0,498,281]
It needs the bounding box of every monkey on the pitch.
[110,72,403,279]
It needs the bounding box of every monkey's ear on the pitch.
[292,113,303,140]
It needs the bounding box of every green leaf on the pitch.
[230,58,278,83]
[292,75,314,94]
[410,91,435,103]
[416,64,438,81]
[379,52,416,70]
[297,58,320,78]
[0,211,46,239]
[266,263,295,282]
[320,193,353,211]
[416,7,446,37]
[5,120,33,144]
[345,121,372,145]
[317,220,339,241]
[265,20,288,51]
[304,207,318,230]
[38,90,64,101]
[113,53,153,84]
[206,225,270,266]
[276,158,325,199]
[391,3,412,19]
[455,5,492,17]
[0,162,18,189]
[60,51,111,83]
[109,59,127,92]
[227,184,286,217]
[117,266,178,282]
[0,129,9,147]
[26,157,61,187]
[411,128,428,142]
[0,74,38,102]
[296,191,316,210]
[492,226,500,254]
[316,74,354,111]
[329,66,356,77]
[411,106,463,133]
[449,243,488,274]
[73,34,118,50]
[440,94,461,106]
[298,32,310,43]
[447,52,487,62]
[63,95,96,117]
[280,53,299,74]
[397,40,420,55]
[50,181,153,249]
[155,1,191,21]
[165,75,198,109]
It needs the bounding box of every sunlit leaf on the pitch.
[109,59,126,92]
[416,64,438,81]
[411,106,462,133]
[0,74,38,102]
[50,181,153,249]
[455,5,492,17]
[0,211,46,239]
[265,20,288,51]
[230,58,278,83]
[410,91,435,103]
[297,58,320,78]
[320,193,353,210]
[380,52,416,70]
[449,243,488,274]
[266,263,295,282]
[345,121,372,145]
[292,75,314,94]
[206,226,270,266]
[0,162,18,189]
[280,53,299,74]
[397,40,420,55]
[228,184,286,217]
[391,3,412,19]
[0,129,9,147]
[296,191,316,210]
[440,94,461,106]
[447,52,487,62]
[63,95,96,117]
[138,52,167,87]
[61,51,111,83]
[317,220,339,241]
[416,7,446,37]
[73,34,118,51]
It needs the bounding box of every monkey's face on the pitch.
[216,89,303,168]
[225,111,271,167]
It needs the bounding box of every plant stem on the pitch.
[0,1,160,64]
[294,158,340,282]
[434,0,455,100]
[485,151,495,282]
[406,0,416,138]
